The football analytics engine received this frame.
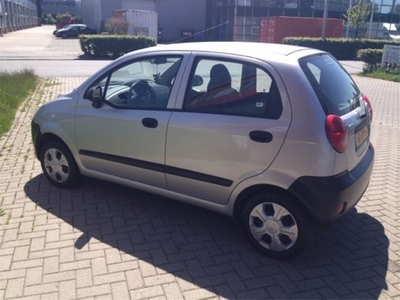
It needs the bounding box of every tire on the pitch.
[62,33,68,39]
[39,141,81,188]
[242,192,313,260]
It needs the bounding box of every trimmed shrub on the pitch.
[357,48,382,71]
[357,48,383,64]
[80,35,156,59]
[282,37,400,60]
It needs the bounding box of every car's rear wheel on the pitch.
[242,192,312,260]
[39,141,80,188]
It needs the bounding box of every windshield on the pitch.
[299,54,360,116]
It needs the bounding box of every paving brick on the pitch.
[126,269,144,290]
[4,277,24,299]
[24,282,59,296]
[0,255,12,271]
[42,271,75,283]
[90,257,107,275]
[2,229,18,242]
[25,267,43,286]
[130,285,164,300]
[76,268,93,289]
[60,260,91,272]
[106,261,138,274]
[75,249,105,261]
[138,260,157,277]
[182,288,217,300]
[29,249,59,259]
[144,274,175,287]
[43,256,59,274]
[42,292,61,300]
[111,281,130,300]
[93,272,126,285]
[13,246,29,261]
[105,248,122,264]
[162,282,184,300]
[30,237,45,252]
[11,258,43,270]
[77,284,111,299]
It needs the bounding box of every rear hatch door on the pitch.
[299,54,371,171]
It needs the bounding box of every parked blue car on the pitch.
[56,24,96,39]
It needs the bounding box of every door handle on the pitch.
[249,130,273,143]
[142,118,158,128]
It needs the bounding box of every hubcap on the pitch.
[43,148,69,183]
[249,202,298,251]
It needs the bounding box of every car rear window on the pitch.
[299,54,360,116]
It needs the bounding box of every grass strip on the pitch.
[0,69,38,137]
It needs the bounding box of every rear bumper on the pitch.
[288,144,374,224]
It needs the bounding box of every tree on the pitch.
[44,14,56,25]
[105,18,129,35]
[344,0,372,38]
[389,4,400,14]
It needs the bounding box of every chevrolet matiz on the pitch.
[31,42,374,260]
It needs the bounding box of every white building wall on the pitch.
[81,0,102,31]
[0,0,38,33]
[122,0,155,11]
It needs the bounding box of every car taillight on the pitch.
[363,94,373,121]
[325,115,348,153]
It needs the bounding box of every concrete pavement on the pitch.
[0,25,82,60]
[0,26,399,300]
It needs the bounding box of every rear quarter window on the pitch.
[299,54,360,116]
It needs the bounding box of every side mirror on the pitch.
[86,86,103,108]
[192,75,204,87]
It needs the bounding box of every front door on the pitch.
[75,55,184,188]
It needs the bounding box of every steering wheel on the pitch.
[129,80,157,106]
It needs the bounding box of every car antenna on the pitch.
[172,21,229,44]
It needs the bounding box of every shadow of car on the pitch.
[24,175,389,299]
[56,24,97,39]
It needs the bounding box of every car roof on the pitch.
[133,42,322,60]
[68,24,86,27]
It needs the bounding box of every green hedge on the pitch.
[282,37,400,60]
[80,35,156,59]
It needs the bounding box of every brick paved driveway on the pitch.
[0,76,399,299]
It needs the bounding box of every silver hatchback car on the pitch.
[31,42,374,260]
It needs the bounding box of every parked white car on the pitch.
[31,42,374,259]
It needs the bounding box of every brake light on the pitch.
[363,95,373,121]
[325,115,348,153]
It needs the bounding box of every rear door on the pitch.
[299,54,372,171]
[165,54,291,205]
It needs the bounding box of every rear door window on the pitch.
[183,58,282,119]
[299,54,360,116]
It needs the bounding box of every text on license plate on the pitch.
[356,125,369,149]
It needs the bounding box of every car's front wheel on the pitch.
[242,192,313,260]
[61,33,68,39]
[39,141,81,188]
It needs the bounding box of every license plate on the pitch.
[355,125,369,149]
